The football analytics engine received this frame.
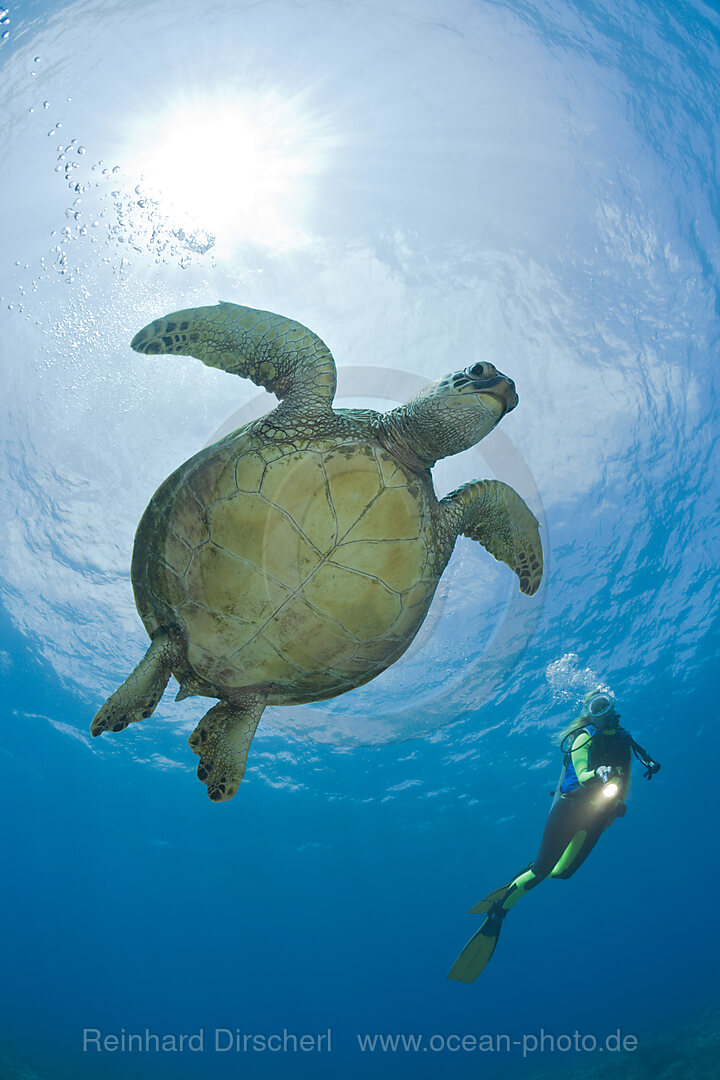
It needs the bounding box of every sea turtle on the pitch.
[91,301,542,800]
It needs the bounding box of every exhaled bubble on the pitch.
[545,653,610,703]
[14,125,220,311]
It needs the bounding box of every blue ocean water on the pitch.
[1,0,719,1078]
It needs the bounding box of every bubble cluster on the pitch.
[44,128,217,278]
[8,96,217,323]
[545,652,611,703]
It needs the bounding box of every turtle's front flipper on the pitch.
[131,302,337,412]
[188,693,266,802]
[91,629,184,736]
[441,480,543,596]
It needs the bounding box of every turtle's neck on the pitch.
[373,409,435,474]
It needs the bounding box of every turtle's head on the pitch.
[380,362,518,469]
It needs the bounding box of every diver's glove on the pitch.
[629,737,661,779]
[595,765,614,784]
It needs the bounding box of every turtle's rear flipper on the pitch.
[91,629,183,736]
[189,693,266,802]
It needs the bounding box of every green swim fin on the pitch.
[447,905,505,983]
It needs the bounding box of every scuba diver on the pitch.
[448,689,660,983]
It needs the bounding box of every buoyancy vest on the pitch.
[559,723,632,794]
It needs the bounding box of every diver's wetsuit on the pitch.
[500,723,632,910]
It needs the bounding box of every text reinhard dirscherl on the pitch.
[83,1029,332,1054]
[82,1028,639,1058]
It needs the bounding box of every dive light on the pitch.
[596,764,621,800]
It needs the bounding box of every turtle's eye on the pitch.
[468,362,486,377]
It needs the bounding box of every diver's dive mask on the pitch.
[584,690,617,722]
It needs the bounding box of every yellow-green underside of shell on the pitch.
[136,436,439,703]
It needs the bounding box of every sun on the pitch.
[124,91,332,252]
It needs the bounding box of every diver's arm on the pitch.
[572,732,632,791]
[570,732,596,785]
[630,737,661,777]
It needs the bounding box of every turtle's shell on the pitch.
[132,429,442,705]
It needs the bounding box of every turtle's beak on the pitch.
[496,378,519,414]
[466,362,518,415]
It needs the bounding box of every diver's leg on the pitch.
[449,799,585,982]
[188,692,266,802]
[468,871,530,913]
[493,798,583,911]
[550,807,614,879]
[91,628,184,736]
[496,867,539,911]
